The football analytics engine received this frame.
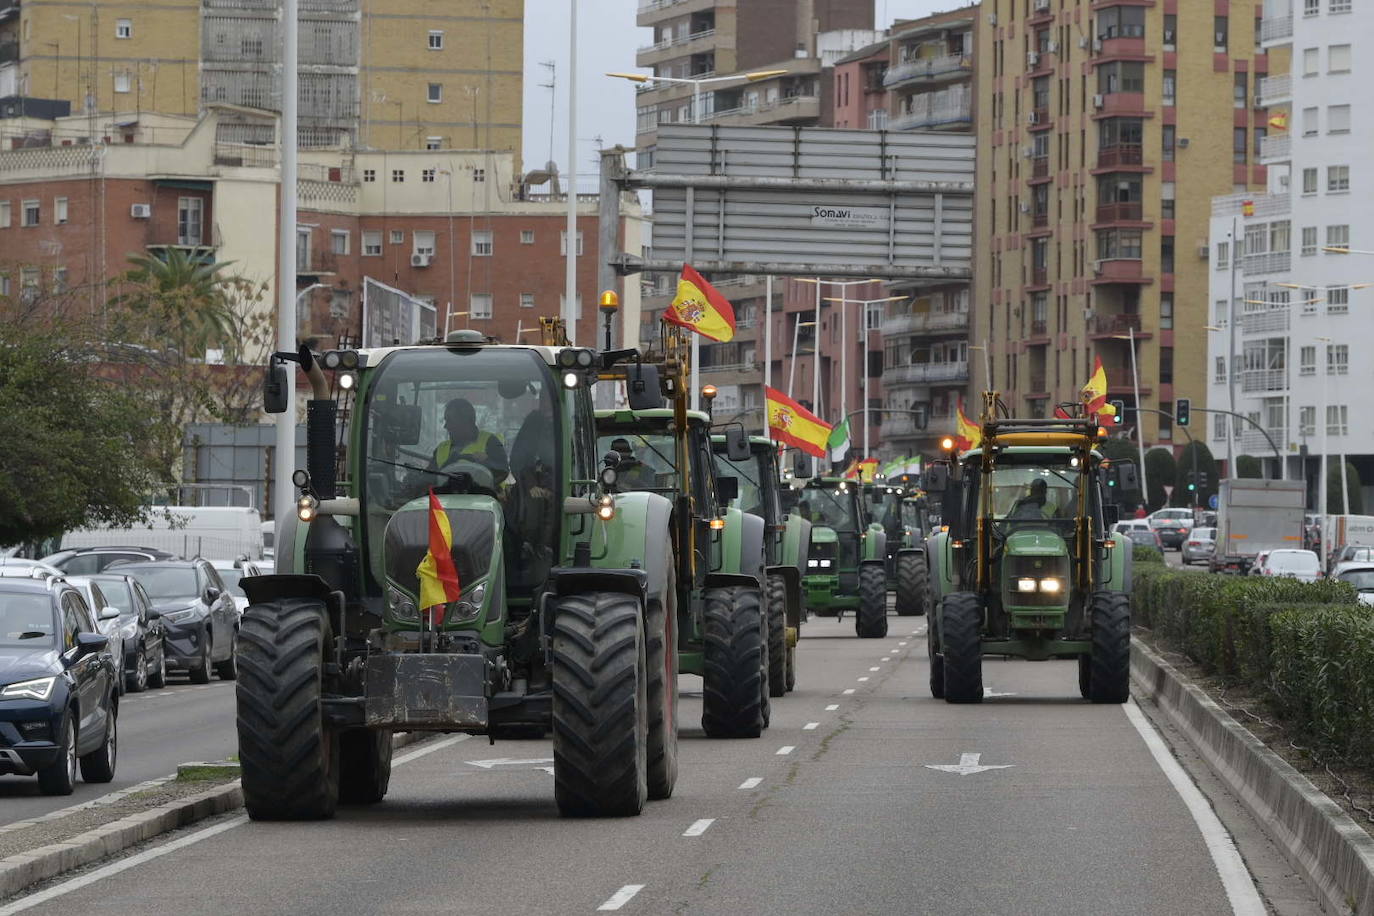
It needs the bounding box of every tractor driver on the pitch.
[431,397,510,484]
[609,437,657,490]
[1007,478,1055,520]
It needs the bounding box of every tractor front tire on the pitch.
[551,592,649,817]
[940,592,984,704]
[338,728,392,805]
[766,575,788,698]
[856,564,888,638]
[645,556,679,801]
[236,599,339,820]
[927,617,946,699]
[894,553,927,617]
[1087,591,1131,704]
[702,586,767,739]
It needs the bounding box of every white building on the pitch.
[1206,0,1372,502]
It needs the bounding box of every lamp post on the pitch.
[786,319,816,401]
[607,67,790,410]
[824,293,905,459]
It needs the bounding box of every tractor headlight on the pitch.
[388,586,419,622]
[563,371,581,389]
[1017,578,1038,593]
[1038,577,1062,594]
[596,495,616,521]
[807,559,819,568]
[819,559,832,568]
[449,582,487,622]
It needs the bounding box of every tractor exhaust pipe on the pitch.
[299,345,337,500]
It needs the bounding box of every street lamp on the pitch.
[786,319,816,401]
[824,293,905,459]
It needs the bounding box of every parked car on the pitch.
[1148,508,1195,550]
[0,577,120,795]
[209,559,265,617]
[41,547,177,576]
[117,560,239,683]
[86,574,166,692]
[1182,527,1217,566]
[1254,548,1323,582]
[1332,564,1374,605]
[0,559,62,579]
[1124,528,1164,550]
[63,578,126,696]
[1248,549,1272,575]
[1113,520,1151,535]
[1330,545,1374,573]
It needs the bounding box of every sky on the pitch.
[521,1,964,190]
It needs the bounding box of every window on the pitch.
[428,30,444,50]
[470,293,493,319]
[1162,14,1177,48]
[114,73,131,94]
[391,169,405,182]
[1304,0,1319,15]
[362,169,376,182]
[296,228,311,270]
[1162,125,1176,161]
[115,18,132,39]
[1302,167,1318,194]
[1270,220,1291,254]
[1328,104,1351,134]
[0,201,9,228]
[1330,0,1351,13]
[1303,106,1319,137]
[473,168,485,183]
[1303,47,1319,76]
[1097,62,1145,95]
[175,197,202,245]
[330,230,349,255]
[1095,228,1143,259]
[1159,347,1174,384]
[472,230,492,256]
[1215,357,1227,383]
[1329,44,1351,73]
[1233,127,1247,164]
[520,292,535,309]
[1326,224,1350,250]
[1300,345,1316,375]
[1161,236,1175,274]
[1215,298,1230,326]
[422,168,436,183]
[1328,344,1349,375]
[1233,73,1247,109]
[1214,413,1228,441]
[560,230,584,256]
[1160,293,1174,330]
[1214,16,1228,51]
[1097,6,1146,39]
[425,137,442,150]
[54,197,67,225]
[1327,285,1350,313]
[413,230,436,256]
[520,230,534,245]
[1161,182,1176,220]
[1327,165,1350,192]
[1216,241,1229,269]
[427,83,442,104]
[362,230,382,256]
[390,229,405,245]
[1302,226,1318,256]
[53,267,66,292]
[21,200,39,227]
[1163,71,1177,106]
[19,267,38,303]
[1327,405,1348,436]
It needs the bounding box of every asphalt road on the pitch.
[0,610,1323,915]
[0,676,237,826]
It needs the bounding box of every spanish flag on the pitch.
[765,386,832,458]
[1081,356,1108,417]
[1267,111,1288,131]
[416,489,461,625]
[857,457,880,482]
[954,399,982,452]
[663,264,737,342]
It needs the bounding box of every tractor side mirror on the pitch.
[717,475,739,503]
[1103,503,1122,528]
[263,361,289,414]
[924,464,949,493]
[791,452,812,479]
[627,364,663,411]
[724,427,750,462]
[387,404,423,445]
[1116,460,1139,492]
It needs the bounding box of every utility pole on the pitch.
[272,0,300,528]
[562,0,578,345]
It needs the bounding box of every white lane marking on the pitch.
[857,676,870,682]
[467,756,553,769]
[1123,701,1267,916]
[776,745,795,755]
[597,885,646,911]
[738,777,762,790]
[0,732,472,915]
[868,666,881,671]
[682,818,715,837]
[880,656,891,662]
[924,752,1014,776]
[898,641,908,647]
[802,722,819,730]
[825,704,839,711]
[983,687,1017,698]
[842,688,855,695]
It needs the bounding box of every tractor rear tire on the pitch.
[338,729,392,804]
[855,564,888,638]
[702,586,767,739]
[940,592,984,704]
[785,642,797,692]
[1077,655,1091,700]
[894,553,927,617]
[766,575,788,698]
[551,592,648,817]
[236,599,339,820]
[646,556,679,801]
[1087,591,1131,704]
[927,617,946,699]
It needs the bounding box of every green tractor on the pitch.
[794,477,889,638]
[893,492,933,617]
[923,397,1132,704]
[237,324,680,820]
[711,434,811,696]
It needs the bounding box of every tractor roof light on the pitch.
[599,290,620,313]
[941,436,956,452]
[562,371,581,389]
[338,372,357,390]
[702,384,718,401]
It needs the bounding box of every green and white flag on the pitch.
[826,419,851,462]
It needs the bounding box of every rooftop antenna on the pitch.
[539,60,556,168]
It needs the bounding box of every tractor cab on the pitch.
[796,478,888,637]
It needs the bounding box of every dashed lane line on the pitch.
[881,657,891,662]
[842,688,855,695]
[738,777,762,790]
[776,746,795,756]
[857,677,870,682]
[802,722,819,731]
[868,666,881,672]
[682,819,715,837]
[597,885,646,911]
[825,704,839,711]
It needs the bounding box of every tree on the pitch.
[1144,447,1177,511]
[1327,461,1364,514]
[1236,454,1263,479]
[1171,440,1221,509]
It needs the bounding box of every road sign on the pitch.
[924,752,1014,776]
[1163,485,1174,499]
[1209,494,1219,510]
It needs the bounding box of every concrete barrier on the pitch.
[1132,641,1374,916]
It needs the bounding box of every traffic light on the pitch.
[1185,470,1198,492]
[1108,399,1125,425]
[1176,398,1191,427]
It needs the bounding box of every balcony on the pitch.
[1095,202,1144,223]
[1030,267,1049,287]
[1212,192,1290,219]
[1260,134,1290,163]
[636,28,717,65]
[1104,368,1150,394]
[883,362,970,386]
[1092,258,1149,284]
[1242,308,1290,334]
[1256,74,1291,107]
[1029,320,1049,340]
[1240,429,1285,452]
[882,54,972,89]
[889,88,972,131]
[1032,156,1050,179]
[636,0,715,26]
[1243,251,1292,276]
[1261,13,1293,45]
[1096,144,1144,170]
[1087,313,1147,338]
[881,310,970,336]
[1032,211,1049,229]
[705,94,819,126]
[1242,368,1288,392]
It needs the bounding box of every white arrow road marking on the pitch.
[983,687,1017,698]
[924,752,1014,776]
[467,757,554,769]
[598,885,645,911]
[682,818,715,837]
[738,777,762,789]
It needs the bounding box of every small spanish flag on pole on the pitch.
[1241,199,1255,217]
[765,386,833,458]
[1267,111,1288,131]
[1080,355,1109,421]
[416,489,461,627]
[954,398,982,452]
[663,264,737,342]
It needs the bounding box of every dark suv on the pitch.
[117,560,239,683]
[0,578,120,794]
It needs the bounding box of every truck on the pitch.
[57,505,265,561]
[1209,478,1306,574]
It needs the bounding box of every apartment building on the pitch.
[975,0,1268,450]
[1205,0,1370,492]
[0,106,643,352]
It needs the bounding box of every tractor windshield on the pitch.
[711,451,768,519]
[598,432,680,493]
[797,486,859,531]
[989,464,1080,521]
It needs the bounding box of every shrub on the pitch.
[1269,604,1374,765]
[1133,545,1165,565]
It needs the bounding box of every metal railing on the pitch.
[1096,202,1143,223]
[882,362,969,385]
[1256,74,1291,106]
[637,28,715,55]
[882,54,972,88]
[1242,251,1292,276]
[881,310,970,336]
[1097,145,1143,169]
[1087,313,1143,336]
[1261,13,1293,43]
[1260,134,1290,162]
[1212,192,1290,218]
[1241,368,1288,392]
[1241,308,1290,334]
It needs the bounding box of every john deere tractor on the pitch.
[712,435,811,696]
[893,492,932,617]
[923,395,1132,704]
[795,477,888,638]
[237,322,679,820]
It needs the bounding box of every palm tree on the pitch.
[112,249,244,353]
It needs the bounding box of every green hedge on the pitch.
[1132,566,1373,764]
[1132,544,1166,565]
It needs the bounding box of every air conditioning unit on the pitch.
[1197,245,1210,259]
[1093,94,1105,108]
[1092,259,1105,274]
[130,204,151,219]
[1028,111,1039,125]
[410,253,431,268]
[1027,51,1039,67]
[1078,36,1091,49]
[1033,0,1050,11]
[1022,145,1035,158]
[1019,201,1031,213]
[1047,40,1060,53]
[1092,38,1103,53]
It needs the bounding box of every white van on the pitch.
[61,506,266,561]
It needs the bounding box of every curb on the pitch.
[1131,640,1374,916]
[0,730,431,903]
